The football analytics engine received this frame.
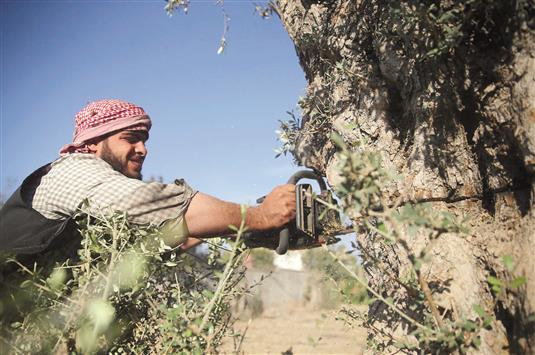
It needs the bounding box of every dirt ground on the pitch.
[220,305,367,354]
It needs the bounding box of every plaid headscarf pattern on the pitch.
[60,99,152,155]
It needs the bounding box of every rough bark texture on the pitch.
[276,1,534,353]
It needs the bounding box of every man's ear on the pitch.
[87,142,100,154]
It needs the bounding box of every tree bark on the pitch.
[276,0,534,353]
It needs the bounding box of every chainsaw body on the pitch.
[243,171,342,255]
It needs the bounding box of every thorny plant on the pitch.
[275,72,340,158]
[0,204,251,354]
[275,110,301,158]
[304,133,528,353]
[275,125,531,350]
[275,90,336,158]
[387,0,531,62]
[275,57,362,159]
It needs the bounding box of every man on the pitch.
[0,99,296,255]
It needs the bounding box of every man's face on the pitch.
[93,130,148,179]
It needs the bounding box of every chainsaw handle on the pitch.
[286,170,327,191]
[275,170,325,255]
[247,170,326,254]
[276,228,290,255]
[256,170,326,204]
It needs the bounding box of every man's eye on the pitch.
[124,137,138,143]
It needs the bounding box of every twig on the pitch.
[235,318,252,355]
[0,335,24,354]
[202,239,234,253]
[90,216,120,343]
[200,209,247,349]
[358,242,419,297]
[418,273,444,329]
[162,274,188,355]
[325,246,433,333]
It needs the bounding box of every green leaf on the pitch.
[208,322,215,335]
[426,48,440,57]
[202,289,214,298]
[502,255,514,272]
[77,324,97,353]
[330,133,346,148]
[438,11,456,23]
[20,279,33,288]
[377,222,388,235]
[47,267,67,290]
[365,297,378,305]
[393,341,408,349]
[510,276,526,289]
[462,320,477,331]
[407,225,419,237]
[472,336,482,348]
[228,224,238,232]
[473,304,486,318]
[413,258,423,271]
[88,299,115,333]
[487,275,502,287]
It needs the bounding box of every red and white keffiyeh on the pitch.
[60,99,152,155]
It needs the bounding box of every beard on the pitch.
[100,140,143,180]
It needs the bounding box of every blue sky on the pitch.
[1,0,306,203]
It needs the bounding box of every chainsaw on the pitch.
[242,170,347,255]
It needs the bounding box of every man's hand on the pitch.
[253,184,296,230]
[178,237,204,253]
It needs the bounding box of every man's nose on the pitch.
[135,141,147,156]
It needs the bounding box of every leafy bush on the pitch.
[0,207,248,354]
[310,134,497,353]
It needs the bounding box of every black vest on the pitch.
[0,164,79,255]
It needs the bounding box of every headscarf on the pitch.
[59,99,152,155]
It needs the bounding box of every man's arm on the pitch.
[184,184,296,237]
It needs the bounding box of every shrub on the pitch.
[0,207,248,354]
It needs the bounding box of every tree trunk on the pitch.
[276,1,534,353]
